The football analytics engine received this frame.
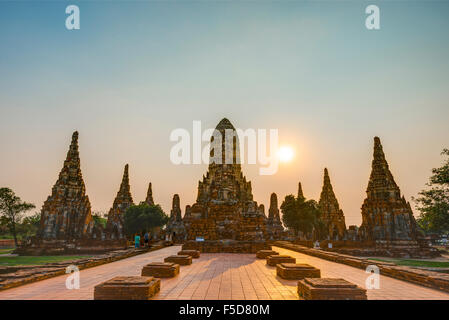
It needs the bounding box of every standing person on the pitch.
[144,232,149,247]
[134,234,140,248]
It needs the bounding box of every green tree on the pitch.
[17,212,41,239]
[415,149,449,234]
[281,195,301,235]
[92,211,107,229]
[123,203,169,237]
[0,188,35,246]
[281,194,322,239]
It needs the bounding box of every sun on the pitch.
[277,146,294,163]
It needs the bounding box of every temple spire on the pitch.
[60,131,83,185]
[186,118,267,241]
[297,182,304,199]
[145,182,154,206]
[39,131,93,240]
[268,193,279,219]
[68,131,79,157]
[367,136,400,199]
[170,194,182,222]
[266,192,284,239]
[323,168,330,187]
[209,117,240,166]
[166,193,186,242]
[318,168,346,240]
[359,137,418,242]
[105,164,134,239]
[117,164,132,202]
[321,168,336,198]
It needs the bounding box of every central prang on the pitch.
[182,118,269,242]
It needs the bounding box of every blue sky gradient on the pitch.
[1,1,448,225]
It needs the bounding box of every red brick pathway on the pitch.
[0,245,448,300]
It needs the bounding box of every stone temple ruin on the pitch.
[105,164,134,240]
[318,168,347,240]
[38,131,95,241]
[314,137,437,258]
[165,194,186,243]
[180,118,284,252]
[16,120,435,258]
[355,137,435,257]
[359,137,418,242]
[266,193,284,240]
[18,132,129,254]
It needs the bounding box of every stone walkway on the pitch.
[0,245,448,300]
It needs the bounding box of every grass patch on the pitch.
[0,255,90,266]
[0,248,15,255]
[368,258,449,268]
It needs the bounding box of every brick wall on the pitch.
[0,239,15,248]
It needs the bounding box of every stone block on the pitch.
[256,250,279,259]
[164,255,192,265]
[94,276,160,300]
[297,278,367,300]
[266,255,296,266]
[276,263,321,280]
[141,262,179,278]
[178,250,200,258]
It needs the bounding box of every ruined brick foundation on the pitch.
[182,240,270,253]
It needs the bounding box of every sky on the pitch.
[0,1,448,226]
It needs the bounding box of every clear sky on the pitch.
[0,1,448,226]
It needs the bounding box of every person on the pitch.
[144,232,149,247]
[134,234,140,248]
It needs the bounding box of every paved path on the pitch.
[0,245,448,300]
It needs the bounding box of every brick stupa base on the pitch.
[94,276,160,300]
[141,262,179,278]
[182,240,270,253]
[16,239,128,256]
[266,255,296,266]
[297,278,367,300]
[164,255,192,265]
[256,250,279,259]
[178,250,200,258]
[276,263,321,280]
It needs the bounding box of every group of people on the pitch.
[134,232,150,248]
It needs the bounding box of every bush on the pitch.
[124,203,169,237]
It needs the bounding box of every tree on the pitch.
[281,194,322,239]
[123,203,169,237]
[92,211,107,229]
[17,212,41,239]
[0,188,35,246]
[415,149,449,234]
[281,195,301,236]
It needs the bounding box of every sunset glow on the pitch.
[277,146,294,163]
